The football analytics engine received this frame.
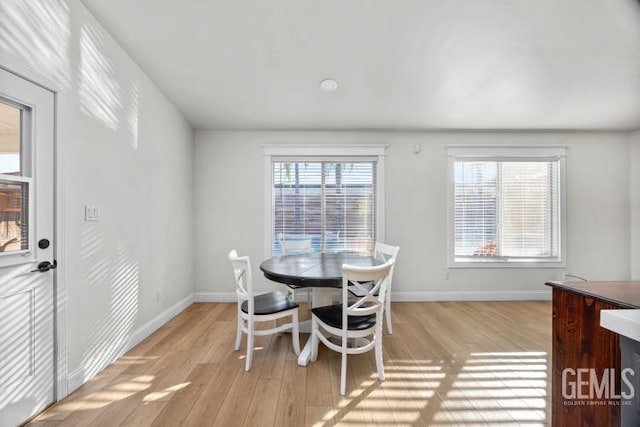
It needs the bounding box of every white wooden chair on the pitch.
[229,250,300,371]
[347,242,400,334]
[310,259,394,395]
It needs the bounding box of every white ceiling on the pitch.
[81,0,640,131]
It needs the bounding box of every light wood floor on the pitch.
[30,301,552,426]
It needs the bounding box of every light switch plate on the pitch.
[84,204,100,221]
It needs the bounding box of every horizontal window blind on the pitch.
[272,161,376,255]
[454,159,560,262]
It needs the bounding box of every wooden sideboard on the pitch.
[546,281,640,427]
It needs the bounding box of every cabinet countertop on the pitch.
[600,309,640,342]
[545,280,640,309]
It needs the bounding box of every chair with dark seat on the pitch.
[229,249,300,371]
[348,242,400,334]
[310,259,394,395]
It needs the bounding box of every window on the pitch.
[448,146,566,266]
[0,100,30,255]
[264,144,386,257]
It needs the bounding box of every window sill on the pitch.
[448,260,566,269]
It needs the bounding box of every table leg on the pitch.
[297,287,333,366]
[311,287,333,308]
[297,340,312,366]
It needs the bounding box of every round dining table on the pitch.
[259,252,381,365]
[260,252,381,288]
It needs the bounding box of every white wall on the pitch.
[0,0,194,390]
[195,131,631,299]
[631,131,640,280]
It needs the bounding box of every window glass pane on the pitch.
[274,162,322,251]
[500,162,555,257]
[324,163,375,254]
[0,102,21,175]
[453,159,559,262]
[0,181,28,253]
[273,160,375,255]
[454,161,498,257]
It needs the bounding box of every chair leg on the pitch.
[245,319,254,371]
[310,317,319,362]
[245,334,254,371]
[234,308,242,351]
[375,323,385,382]
[385,299,393,334]
[340,350,347,396]
[291,310,300,356]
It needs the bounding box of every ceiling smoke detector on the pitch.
[319,78,338,93]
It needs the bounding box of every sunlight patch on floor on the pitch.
[143,381,191,402]
[441,351,549,424]
[329,350,549,425]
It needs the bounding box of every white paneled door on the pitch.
[0,68,55,426]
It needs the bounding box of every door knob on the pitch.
[30,260,57,273]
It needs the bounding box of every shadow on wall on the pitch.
[78,223,140,381]
[0,0,72,90]
[0,0,141,149]
[78,23,122,131]
[76,19,141,149]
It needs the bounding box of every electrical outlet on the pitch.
[156,289,162,302]
[444,270,450,280]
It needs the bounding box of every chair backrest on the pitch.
[374,242,400,264]
[228,250,253,310]
[342,260,394,320]
[374,242,400,287]
[280,237,312,255]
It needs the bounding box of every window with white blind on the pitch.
[264,144,386,257]
[448,146,566,266]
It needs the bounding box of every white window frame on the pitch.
[447,145,567,268]
[264,144,386,258]
[0,97,36,264]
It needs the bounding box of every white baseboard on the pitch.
[66,341,128,395]
[390,290,552,301]
[66,294,194,394]
[128,294,194,348]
